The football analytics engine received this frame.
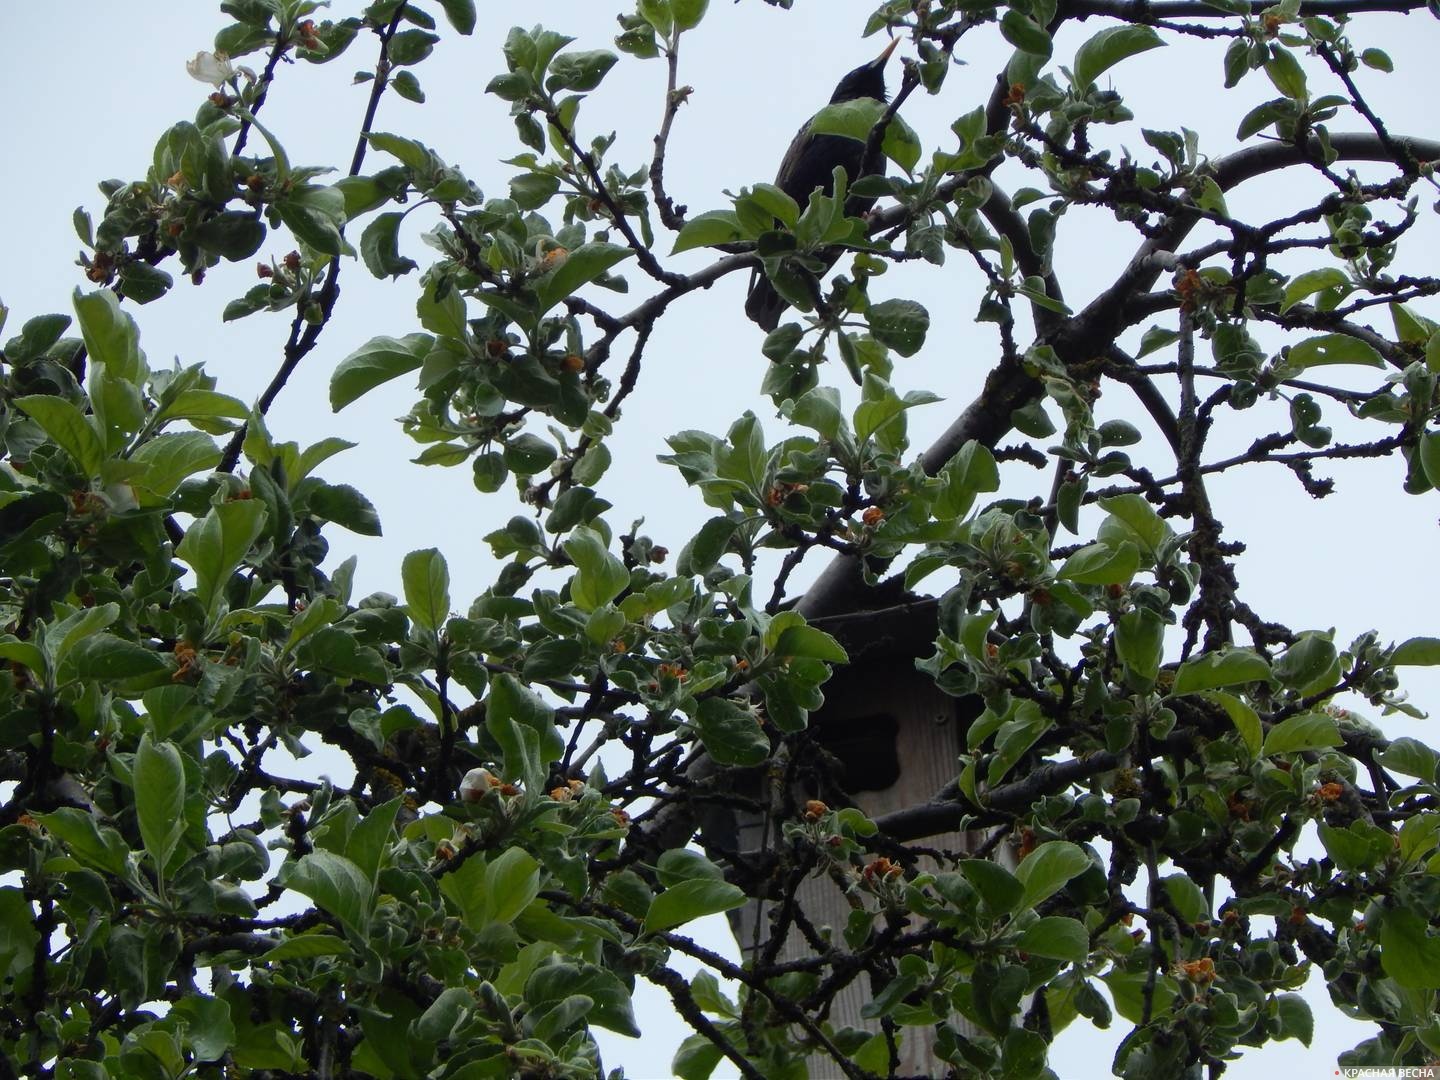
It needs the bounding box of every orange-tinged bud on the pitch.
[1180,957,1216,983]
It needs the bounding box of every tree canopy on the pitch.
[2,1,1440,1078]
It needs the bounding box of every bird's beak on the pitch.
[873,38,899,68]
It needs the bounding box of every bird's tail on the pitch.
[744,268,786,333]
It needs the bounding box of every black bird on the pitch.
[745,38,899,333]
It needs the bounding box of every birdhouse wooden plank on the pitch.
[725,598,998,1075]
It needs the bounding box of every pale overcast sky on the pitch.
[3,2,1439,1077]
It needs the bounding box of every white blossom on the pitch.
[459,767,496,802]
[185,50,254,88]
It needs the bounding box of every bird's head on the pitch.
[829,38,899,104]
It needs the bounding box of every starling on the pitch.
[745,38,899,333]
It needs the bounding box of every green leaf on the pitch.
[330,332,431,411]
[1236,97,1295,141]
[853,377,941,444]
[260,934,351,962]
[1285,333,1383,371]
[693,698,769,766]
[307,483,382,536]
[935,442,1000,520]
[1379,738,1438,783]
[867,299,930,357]
[1072,25,1164,92]
[959,859,1024,915]
[1393,636,1440,665]
[1199,691,1263,757]
[1318,821,1379,873]
[673,0,709,31]
[1171,649,1270,694]
[510,170,561,210]
[5,313,70,362]
[639,0,672,35]
[170,996,235,1062]
[1018,916,1089,963]
[488,673,565,784]
[437,0,477,34]
[1115,607,1164,683]
[34,808,130,876]
[73,287,144,382]
[678,517,736,575]
[1262,712,1342,755]
[366,131,436,172]
[671,210,744,254]
[1379,907,1440,988]
[809,98,886,144]
[1097,493,1172,557]
[402,548,450,634]
[1015,841,1090,910]
[988,704,1050,786]
[523,639,583,681]
[0,638,48,679]
[484,848,542,925]
[129,432,222,500]
[772,624,847,663]
[275,185,346,256]
[1398,810,1440,863]
[1360,47,1393,72]
[563,526,629,612]
[388,28,438,66]
[176,499,268,619]
[748,184,801,229]
[134,734,186,875]
[417,282,467,337]
[1057,541,1139,586]
[346,798,402,884]
[65,634,167,682]
[1274,993,1313,1047]
[504,433,558,476]
[117,262,174,304]
[1281,267,1348,312]
[359,212,417,279]
[644,878,746,934]
[48,603,120,670]
[1162,874,1208,922]
[285,850,373,938]
[536,242,633,314]
[657,849,727,887]
[1001,10,1052,57]
[0,887,40,978]
[14,395,106,475]
[155,388,249,425]
[546,49,619,92]
[1421,431,1440,490]
[1265,46,1308,100]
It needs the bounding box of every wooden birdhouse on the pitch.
[725,597,991,1076]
